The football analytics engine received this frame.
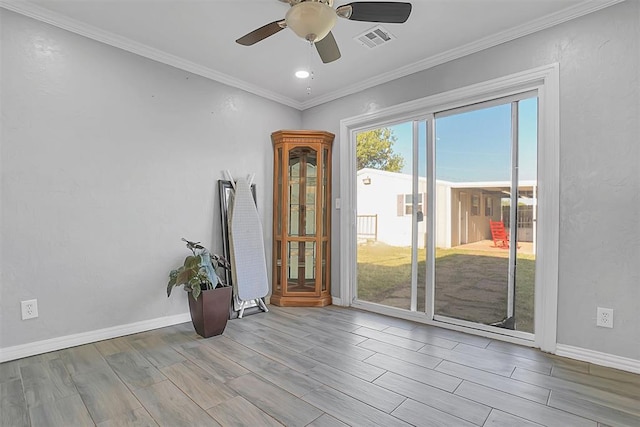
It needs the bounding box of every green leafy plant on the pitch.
[167,238,230,301]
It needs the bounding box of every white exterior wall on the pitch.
[356,169,414,247]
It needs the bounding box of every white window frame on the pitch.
[339,64,559,352]
[401,193,423,216]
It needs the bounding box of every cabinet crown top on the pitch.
[271,129,335,145]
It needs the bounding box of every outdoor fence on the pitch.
[357,215,378,241]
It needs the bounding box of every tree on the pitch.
[356,128,404,172]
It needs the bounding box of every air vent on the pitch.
[354,25,396,49]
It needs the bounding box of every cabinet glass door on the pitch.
[287,241,316,292]
[289,147,317,237]
[288,146,318,293]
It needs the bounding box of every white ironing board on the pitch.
[227,174,269,318]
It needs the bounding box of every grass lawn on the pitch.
[357,243,535,333]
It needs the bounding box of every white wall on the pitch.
[302,2,640,360]
[0,10,301,350]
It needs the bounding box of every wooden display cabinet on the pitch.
[270,130,333,307]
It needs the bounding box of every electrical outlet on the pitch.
[21,299,38,320]
[596,307,613,328]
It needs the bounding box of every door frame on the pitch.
[339,64,559,352]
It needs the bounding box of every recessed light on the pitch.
[295,70,310,79]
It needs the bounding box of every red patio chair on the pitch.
[490,220,510,249]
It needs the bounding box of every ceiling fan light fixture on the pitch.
[295,70,310,78]
[285,1,337,42]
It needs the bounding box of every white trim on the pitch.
[436,90,539,119]
[340,64,559,131]
[352,300,536,348]
[535,64,560,353]
[556,344,640,374]
[434,315,534,342]
[339,126,357,306]
[331,296,344,306]
[0,0,622,111]
[340,64,560,351]
[300,0,623,109]
[410,120,419,312]
[425,114,436,319]
[507,101,519,319]
[0,0,302,110]
[0,312,191,363]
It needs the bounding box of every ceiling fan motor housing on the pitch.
[285,1,337,42]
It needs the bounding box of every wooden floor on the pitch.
[2,306,639,427]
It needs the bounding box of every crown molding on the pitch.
[1,0,624,111]
[299,0,625,110]
[0,0,304,110]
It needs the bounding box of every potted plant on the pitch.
[167,238,232,338]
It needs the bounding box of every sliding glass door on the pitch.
[433,95,537,334]
[353,94,538,337]
[355,122,427,311]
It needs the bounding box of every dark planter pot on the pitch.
[188,286,232,338]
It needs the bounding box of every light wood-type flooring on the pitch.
[1,305,639,426]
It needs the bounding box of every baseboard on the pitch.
[0,312,191,363]
[331,296,344,306]
[555,344,640,374]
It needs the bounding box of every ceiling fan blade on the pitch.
[315,32,341,64]
[336,2,412,23]
[236,20,286,46]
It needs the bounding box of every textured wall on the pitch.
[0,10,301,349]
[302,1,640,359]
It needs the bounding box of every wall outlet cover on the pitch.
[21,299,38,320]
[596,307,613,328]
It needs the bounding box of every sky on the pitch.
[388,97,538,182]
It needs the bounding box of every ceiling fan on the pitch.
[236,0,412,64]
